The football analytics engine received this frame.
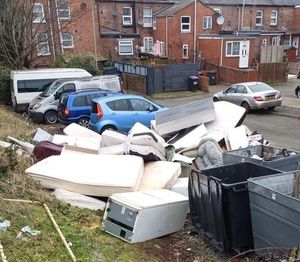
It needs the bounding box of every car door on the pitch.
[105,98,134,132]
[129,98,157,128]
[223,85,237,104]
[232,85,247,105]
[71,95,90,119]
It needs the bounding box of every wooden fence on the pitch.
[258,62,288,83]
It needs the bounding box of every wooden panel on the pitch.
[259,62,288,82]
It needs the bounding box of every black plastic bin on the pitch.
[223,145,300,172]
[188,76,199,92]
[208,70,217,85]
[188,162,281,252]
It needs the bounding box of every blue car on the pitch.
[89,94,164,133]
[57,88,118,127]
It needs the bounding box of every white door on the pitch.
[292,36,299,56]
[239,41,250,68]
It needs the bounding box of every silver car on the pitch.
[213,82,282,112]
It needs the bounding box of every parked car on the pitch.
[213,82,282,112]
[89,94,164,133]
[57,89,118,127]
[295,85,300,98]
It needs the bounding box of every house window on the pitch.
[262,39,267,46]
[123,7,132,25]
[143,8,152,27]
[203,16,212,29]
[36,33,50,56]
[33,3,45,23]
[272,36,280,46]
[61,32,74,48]
[284,38,291,47]
[58,2,71,20]
[270,10,278,25]
[226,41,240,57]
[182,44,188,59]
[181,16,191,32]
[256,10,263,26]
[143,37,153,52]
[118,40,133,55]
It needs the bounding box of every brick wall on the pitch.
[218,66,259,83]
[123,74,147,95]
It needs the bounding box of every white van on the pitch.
[28,75,122,124]
[11,68,92,111]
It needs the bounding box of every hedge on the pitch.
[0,67,11,105]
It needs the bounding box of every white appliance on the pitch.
[102,189,189,243]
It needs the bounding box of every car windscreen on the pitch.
[248,83,273,92]
[40,81,63,97]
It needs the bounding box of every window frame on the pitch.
[118,40,134,55]
[72,95,89,107]
[130,99,151,111]
[182,44,188,59]
[203,16,212,30]
[262,38,267,46]
[256,10,264,26]
[181,16,191,33]
[61,32,74,49]
[272,36,280,46]
[143,7,152,27]
[122,7,132,26]
[58,2,71,21]
[33,3,45,23]
[36,33,50,56]
[226,41,240,57]
[143,37,153,52]
[270,10,278,26]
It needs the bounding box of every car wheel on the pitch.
[213,97,219,102]
[101,125,117,134]
[44,111,58,124]
[78,117,90,128]
[268,106,275,111]
[241,102,250,113]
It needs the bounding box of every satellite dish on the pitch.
[217,16,225,25]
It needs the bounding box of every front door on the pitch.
[292,36,299,56]
[239,41,250,68]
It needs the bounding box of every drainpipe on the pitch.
[132,0,137,34]
[54,0,64,54]
[193,0,197,63]
[47,0,56,61]
[90,0,98,67]
[241,0,245,30]
[165,16,170,57]
[220,37,223,66]
[237,5,241,30]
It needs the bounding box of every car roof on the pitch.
[63,88,116,97]
[92,94,146,103]
[234,81,267,87]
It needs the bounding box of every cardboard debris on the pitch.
[100,130,126,147]
[6,136,34,154]
[25,154,144,197]
[53,189,106,211]
[138,161,181,191]
[52,134,100,151]
[0,140,11,148]
[155,98,215,136]
[63,123,101,142]
[33,128,53,143]
[102,189,188,243]
[225,125,250,151]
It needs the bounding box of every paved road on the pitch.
[152,77,300,151]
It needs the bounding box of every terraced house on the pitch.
[31,0,300,69]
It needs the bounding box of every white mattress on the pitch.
[26,154,144,196]
[101,130,127,147]
[138,161,181,191]
[63,123,102,142]
[53,134,100,151]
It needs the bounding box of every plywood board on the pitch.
[155,98,215,136]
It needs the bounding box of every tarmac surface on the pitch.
[150,75,300,119]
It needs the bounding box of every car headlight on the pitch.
[277,93,281,99]
[32,102,41,109]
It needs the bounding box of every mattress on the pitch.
[100,130,127,147]
[53,134,100,151]
[26,154,144,197]
[138,161,181,191]
[63,123,102,142]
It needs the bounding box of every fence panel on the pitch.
[259,63,288,83]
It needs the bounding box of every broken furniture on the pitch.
[102,189,188,243]
[189,162,281,252]
[223,145,300,172]
[248,171,300,249]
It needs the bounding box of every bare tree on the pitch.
[0,0,90,69]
